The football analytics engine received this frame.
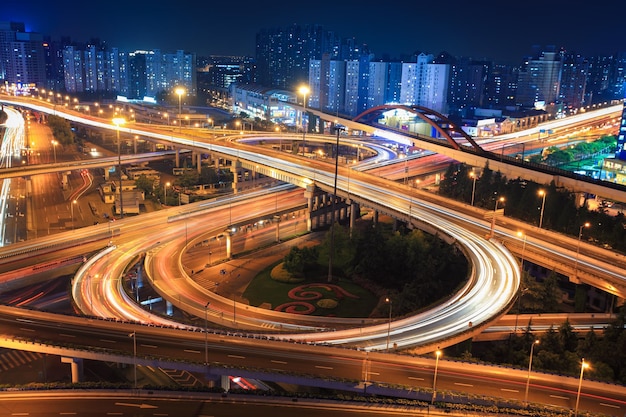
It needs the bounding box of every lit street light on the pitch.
[70,199,77,230]
[112,117,126,219]
[164,181,170,206]
[470,171,478,206]
[432,349,442,403]
[385,297,392,352]
[129,331,137,389]
[574,359,589,417]
[328,125,344,283]
[51,139,58,163]
[538,190,547,229]
[575,222,590,281]
[489,196,505,239]
[175,87,185,132]
[524,339,539,405]
[299,85,310,156]
[204,301,210,366]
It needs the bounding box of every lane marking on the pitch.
[501,388,519,393]
[600,403,620,409]
[184,349,201,354]
[408,376,424,381]
[140,344,158,349]
[100,339,116,343]
[228,355,245,359]
[454,382,473,387]
[271,360,287,364]
[315,365,333,370]
[550,395,569,400]
[59,334,76,338]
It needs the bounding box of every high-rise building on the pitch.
[0,21,46,91]
[559,51,588,111]
[516,46,562,108]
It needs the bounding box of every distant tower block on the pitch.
[616,103,626,161]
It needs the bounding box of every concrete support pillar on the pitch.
[197,153,202,174]
[349,201,357,235]
[232,160,241,194]
[226,233,232,260]
[133,137,137,154]
[373,210,378,226]
[175,148,180,168]
[304,184,315,232]
[61,357,83,383]
[221,374,230,391]
[104,168,111,180]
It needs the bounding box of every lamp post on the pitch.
[70,199,77,230]
[489,196,505,239]
[575,222,590,281]
[432,349,442,403]
[112,117,126,219]
[470,171,477,206]
[164,182,170,206]
[574,359,589,417]
[514,231,528,333]
[524,339,539,405]
[538,190,546,229]
[129,331,137,389]
[51,140,57,163]
[204,301,210,366]
[328,125,344,283]
[175,87,185,132]
[299,85,310,156]
[385,297,392,352]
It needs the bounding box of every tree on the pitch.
[134,175,155,196]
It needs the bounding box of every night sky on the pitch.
[4,0,626,64]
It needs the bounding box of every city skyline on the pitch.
[4,0,626,64]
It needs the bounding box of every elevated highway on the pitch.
[304,103,626,203]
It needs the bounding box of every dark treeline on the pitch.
[439,161,626,252]
[451,307,626,384]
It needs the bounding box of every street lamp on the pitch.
[469,171,478,206]
[164,181,170,206]
[538,190,547,229]
[514,231,528,333]
[51,140,58,163]
[298,85,310,156]
[524,339,539,405]
[575,222,590,281]
[70,199,77,230]
[204,301,210,366]
[574,359,589,417]
[328,125,344,283]
[385,297,392,352]
[129,331,137,389]
[175,87,185,132]
[489,196,505,239]
[112,117,126,219]
[432,349,442,404]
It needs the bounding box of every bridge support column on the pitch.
[104,167,111,180]
[226,232,232,260]
[61,357,83,383]
[175,148,180,168]
[349,201,358,238]
[133,137,137,154]
[197,153,202,174]
[304,184,315,232]
[221,374,230,391]
[373,210,378,226]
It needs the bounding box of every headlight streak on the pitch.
[5,99,616,351]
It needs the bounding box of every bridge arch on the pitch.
[354,104,485,153]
